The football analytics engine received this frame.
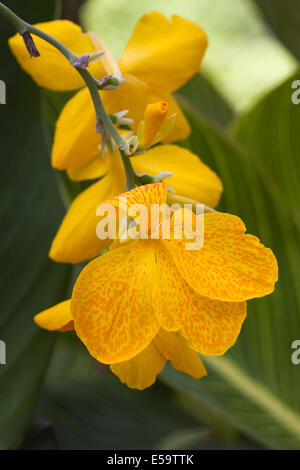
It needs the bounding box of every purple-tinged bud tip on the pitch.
[72,53,89,69]
[21,31,40,58]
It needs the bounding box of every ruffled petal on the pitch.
[152,242,247,355]
[154,329,207,379]
[119,12,207,93]
[163,212,278,302]
[34,300,74,332]
[9,21,104,91]
[71,240,159,363]
[131,145,223,208]
[110,341,166,390]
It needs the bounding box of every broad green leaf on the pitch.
[161,73,300,450]
[235,71,300,220]
[36,333,260,450]
[175,74,234,129]
[0,0,72,449]
[254,0,300,62]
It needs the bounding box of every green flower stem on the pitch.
[120,150,136,192]
[0,2,27,33]
[76,68,126,150]
[0,2,136,190]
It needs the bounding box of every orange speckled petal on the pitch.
[34,300,74,332]
[154,329,207,379]
[110,341,166,390]
[106,182,167,219]
[152,241,247,355]
[163,212,278,302]
[52,87,101,170]
[71,240,159,364]
[9,20,105,91]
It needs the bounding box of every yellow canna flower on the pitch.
[35,183,278,390]
[9,12,208,169]
[49,140,223,263]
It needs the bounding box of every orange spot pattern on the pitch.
[106,181,167,218]
[163,212,278,302]
[152,242,247,355]
[71,240,159,364]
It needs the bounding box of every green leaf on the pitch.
[254,0,300,61]
[0,0,72,449]
[234,71,300,219]
[161,73,300,450]
[175,73,234,129]
[36,333,260,450]
[37,334,207,450]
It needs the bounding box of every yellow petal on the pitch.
[67,148,111,181]
[110,342,166,390]
[67,130,133,181]
[143,101,168,147]
[131,145,223,208]
[163,212,278,302]
[34,300,74,332]
[152,241,246,355]
[52,87,101,169]
[88,32,120,77]
[101,77,190,143]
[71,240,159,364]
[9,21,104,91]
[154,329,207,379]
[49,152,125,264]
[119,12,207,93]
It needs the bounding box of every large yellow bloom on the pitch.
[9,12,208,170]
[35,183,278,390]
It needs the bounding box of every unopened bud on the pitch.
[72,53,89,69]
[72,51,105,69]
[109,110,133,126]
[154,171,173,182]
[96,73,125,90]
[135,171,173,186]
[124,135,139,156]
[89,50,105,63]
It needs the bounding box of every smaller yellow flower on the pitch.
[9,12,208,169]
[35,183,278,390]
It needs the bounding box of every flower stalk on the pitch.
[0,1,136,190]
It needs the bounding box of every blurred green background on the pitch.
[1,0,300,450]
